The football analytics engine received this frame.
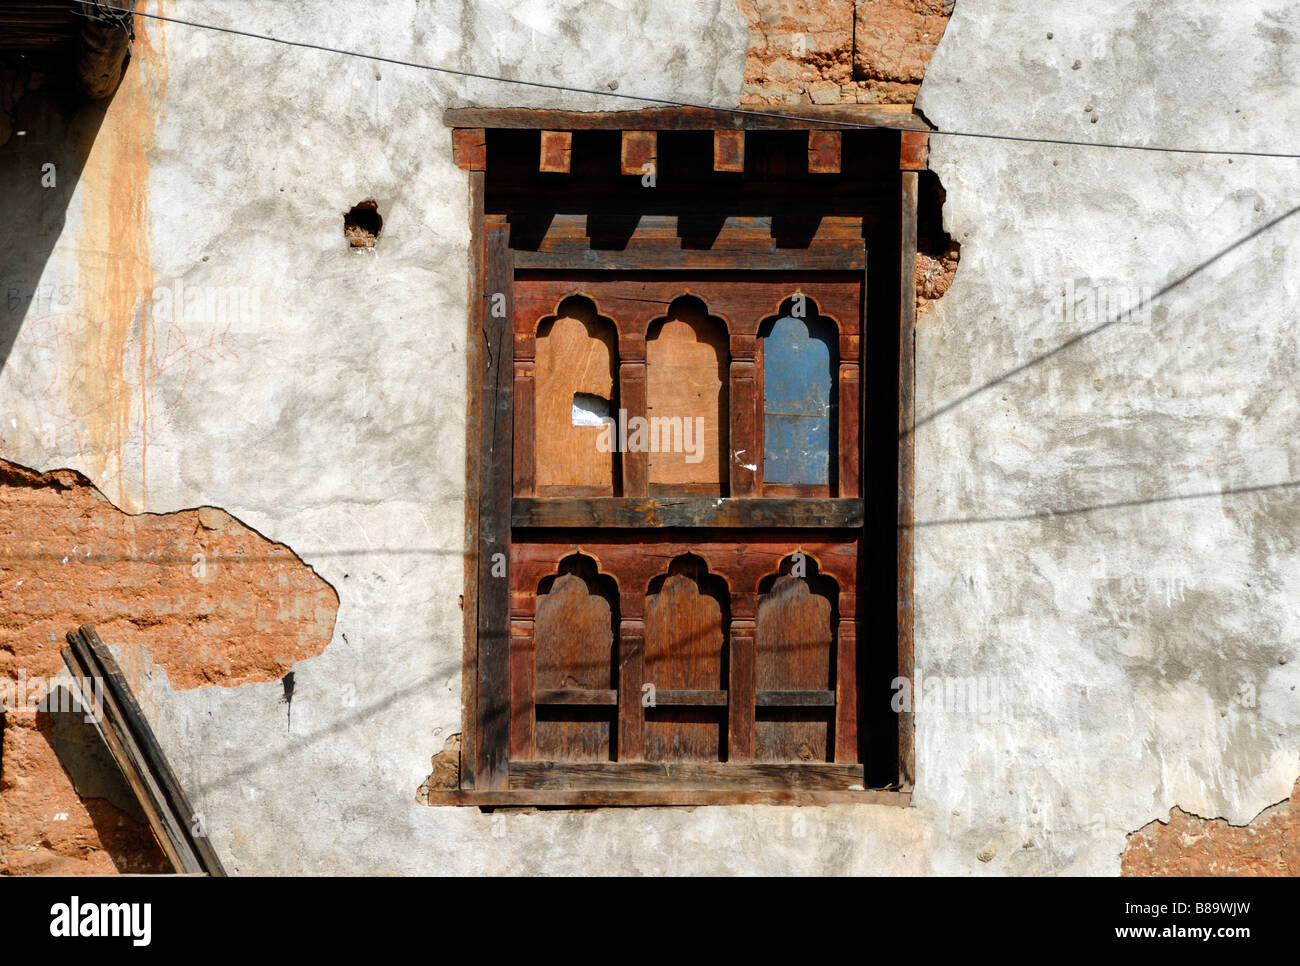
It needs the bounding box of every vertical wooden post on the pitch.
[838,359,860,498]
[619,332,648,496]
[728,614,757,762]
[617,617,645,760]
[897,169,918,789]
[459,169,485,790]
[513,360,535,497]
[509,618,535,762]
[729,333,758,496]
[834,608,859,763]
[475,223,514,790]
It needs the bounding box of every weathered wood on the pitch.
[426,788,910,807]
[61,624,226,876]
[452,128,487,171]
[539,130,572,172]
[834,620,859,763]
[757,690,836,707]
[475,224,514,790]
[838,362,861,497]
[460,169,486,789]
[898,170,918,789]
[76,0,137,100]
[617,618,645,760]
[511,497,864,529]
[729,359,758,496]
[509,761,865,790]
[509,619,535,761]
[619,361,649,496]
[442,105,931,132]
[533,566,616,761]
[535,688,618,706]
[713,129,745,171]
[728,619,756,762]
[646,306,729,489]
[653,690,728,706]
[512,360,535,496]
[900,130,930,171]
[644,560,726,762]
[620,130,656,176]
[512,247,866,272]
[756,574,834,762]
[808,131,842,174]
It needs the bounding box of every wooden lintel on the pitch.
[539,130,572,172]
[442,105,931,132]
[713,129,745,172]
[620,130,656,175]
[512,497,864,529]
[452,128,487,171]
[808,131,842,174]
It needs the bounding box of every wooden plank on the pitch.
[756,574,834,762]
[646,307,729,489]
[713,129,745,172]
[535,689,618,706]
[61,625,226,876]
[617,618,645,760]
[509,761,864,790]
[728,619,756,762]
[459,169,486,789]
[900,130,930,171]
[512,497,864,529]
[539,130,572,172]
[512,247,866,272]
[512,360,535,496]
[533,310,617,491]
[619,362,649,496]
[620,130,656,176]
[452,128,487,171]
[729,359,758,496]
[533,566,616,761]
[426,788,911,807]
[834,620,859,762]
[475,223,514,790]
[808,131,842,174]
[654,690,728,706]
[509,619,535,761]
[838,362,861,497]
[757,690,836,707]
[442,105,931,132]
[898,170,918,789]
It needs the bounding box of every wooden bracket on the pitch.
[620,131,657,176]
[539,130,572,172]
[713,130,745,172]
[808,131,842,174]
[452,128,487,171]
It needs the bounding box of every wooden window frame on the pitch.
[436,108,926,808]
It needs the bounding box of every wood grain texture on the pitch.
[533,569,616,761]
[808,131,842,174]
[540,130,572,172]
[646,304,729,489]
[713,129,745,172]
[509,761,864,790]
[443,105,930,131]
[644,560,726,762]
[511,497,864,529]
[898,170,918,788]
[620,130,656,175]
[452,128,487,171]
[756,574,834,762]
[534,308,617,491]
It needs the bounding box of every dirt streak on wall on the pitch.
[73,1,167,514]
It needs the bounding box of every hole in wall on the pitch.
[344,200,382,248]
[915,169,960,315]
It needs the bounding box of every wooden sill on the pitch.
[424,788,911,808]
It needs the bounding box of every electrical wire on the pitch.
[71,0,1300,160]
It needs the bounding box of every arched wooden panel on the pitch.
[646,298,729,491]
[644,557,726,761]
[535,299,618,493]
[755,571,835,762]
[534,561,617,761]
[760,308,836,487]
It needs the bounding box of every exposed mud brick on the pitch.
[853,0,953,85]
[0,458,338,873]
[1121,779,1300,876]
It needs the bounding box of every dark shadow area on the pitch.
[0,80,109,376]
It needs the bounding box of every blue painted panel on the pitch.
[762,314,834,485]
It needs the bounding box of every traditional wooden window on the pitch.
[441,108,928,806]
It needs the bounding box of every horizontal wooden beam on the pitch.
[653,690,727,706]
[443,106,931,132]
[509,761,866,790]
[512,246,865,272]
[535,688,616,706]
[425,788,910,807]
[756,690,836,707]
[512,497,864,529]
